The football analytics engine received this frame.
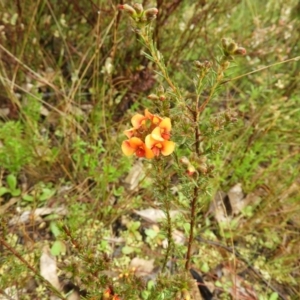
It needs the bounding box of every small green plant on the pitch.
[0,121,34,173]
[0,173,21,197]
[21,182,56,205]
[0,1,299,299]
[49,221,67,256]
[121,220,143,255]
[118,3,246,277]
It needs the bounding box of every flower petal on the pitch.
[161,140,175,156]
[122,137,154,159]
[144,109,153,119]
[145,134,174,157]
[144,147,154,159]
[159,118,171,140]
[124,128,136,138]
[129,137,144,146]
[135,141,154,159]
[151,127,164,141]
[131,114,146,129]
[121,140,136,156]
[159,118,171,131]
[145,134,156,149]
[144,109,162,125]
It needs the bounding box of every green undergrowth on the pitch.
[0,0,299,299]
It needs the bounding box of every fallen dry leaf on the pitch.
[9,206,68,225]
[227,183,244,215]
[209,191,231,224]
[40,246,61,299]
[133,208,180,223]
[0,286,20,300]
[130,257,155,277]
[124,160,144,191]
[162,229,185,248]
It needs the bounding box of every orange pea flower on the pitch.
[122,137,154,159]
[131,113,147,129]
[122,109,175,159]
[151,118,171,141]
[124,111,149,138]
[145,134,175,157]
[103,288,112,299]
[123,128,137,139]
[144,109,163,125]
[130,109,163,130]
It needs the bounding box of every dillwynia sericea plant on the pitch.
[119,2,246,295]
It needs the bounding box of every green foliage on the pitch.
[71,136,105,175]
[0,174,21,197]
[0,121,33,173]
[0,0,299,299]
[22,182,56,205]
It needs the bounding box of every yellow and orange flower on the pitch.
[124,109,161,138]
[144,109,163,125]
[123,128,137,139]
[145,134,175,157]
[103,288,112,299]
[122,137,154,159]
[122,109,175,159]
[150,117,171,141]
[131,113,147,129]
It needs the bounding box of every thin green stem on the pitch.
[185,185,199,270]
[138,26,177,271]
[221,55,300,85]
[154,158,173,272]
[161,201,173,272]
[139,30,181,99]
[185,61,227,270]
[198,61,226,115]
[198,81,219,115]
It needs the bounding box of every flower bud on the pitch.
[233,47,247,56]
[194,60,212,71]
[227,41,238,53]
[224,111,237,122]
[133,3,143,14]
[175,291,182,300]
[147,93,159,100]
[222,60,231,68]
[158,85,164,94]
[198,156,207,163]
[203,60,213,69]
[144,8,158,21]
[221,38,246,57]
[159,95,166,101]
[194,60,204,69]
[103,288,112,299]
[118,4,136,16]
[187,164,196,176]
[221,38,230,49]
[198,163,208,174]
[180,156,190,165]
[181,289,191,300]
